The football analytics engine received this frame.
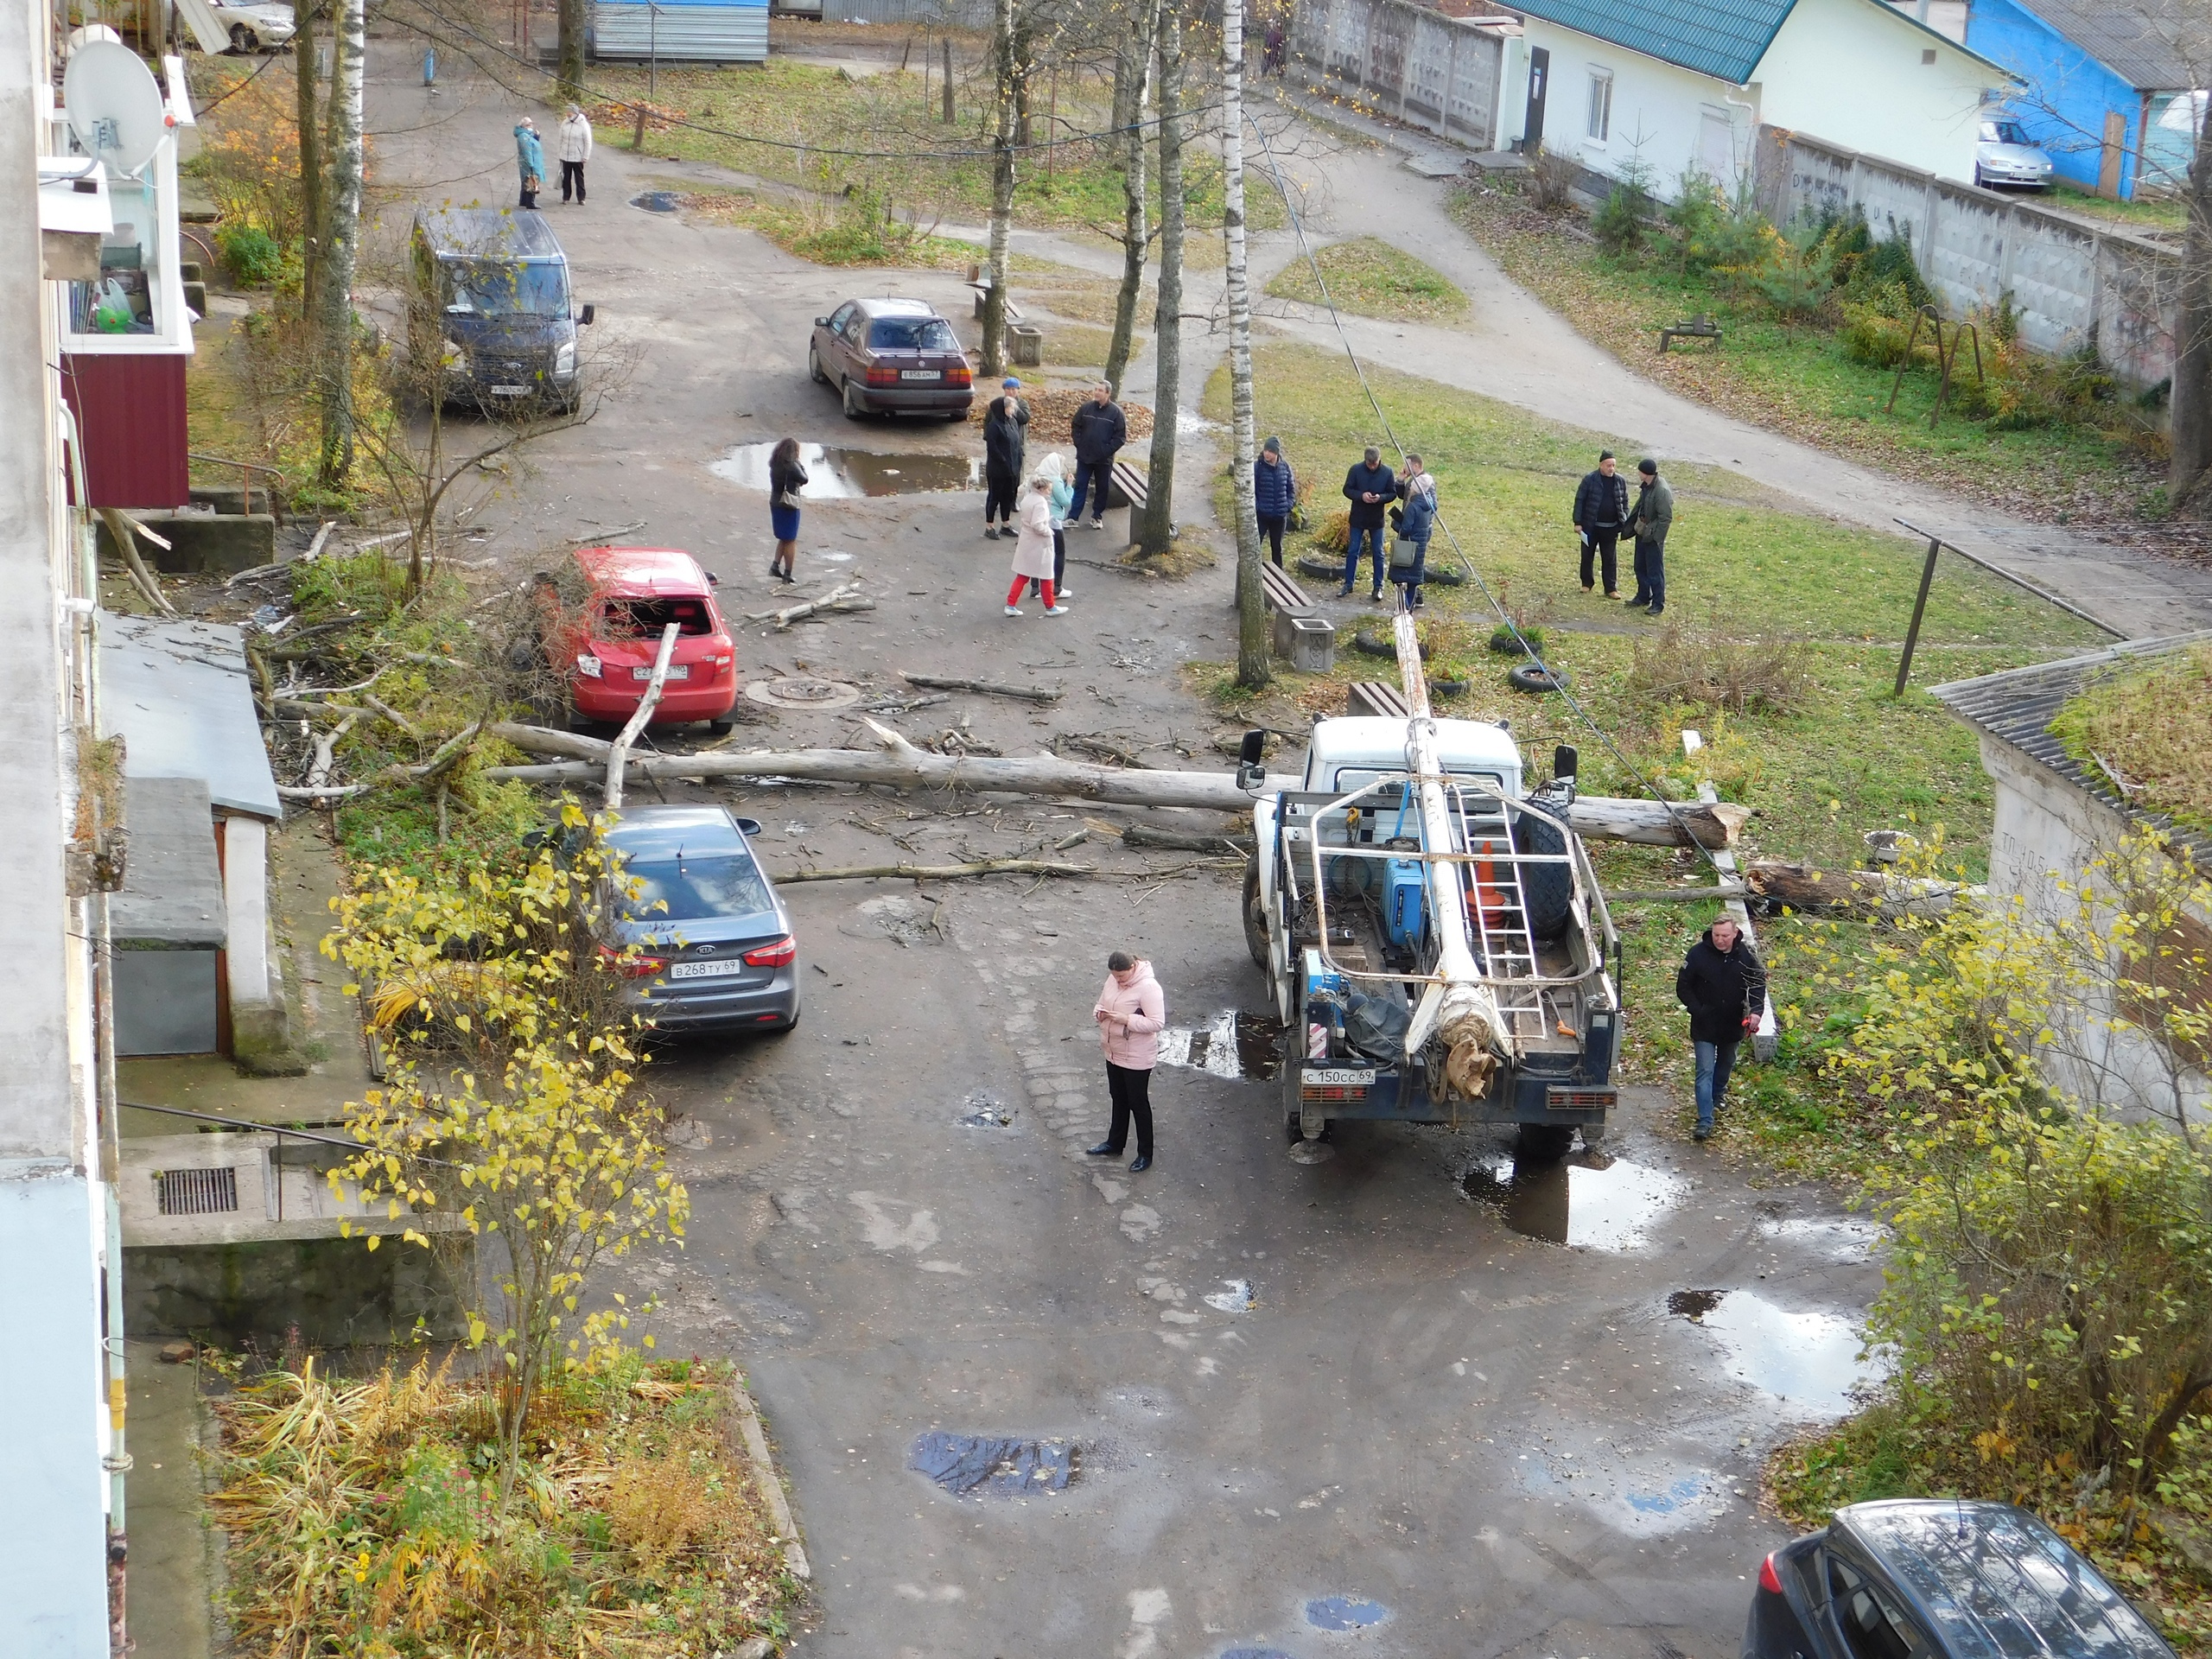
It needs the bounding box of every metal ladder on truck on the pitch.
[1447,785,1555,1048]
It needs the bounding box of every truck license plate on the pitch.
[669,958,744,980]
[899,369,942,380]
[1305,1067,1375,1087]
[632,664,691,681]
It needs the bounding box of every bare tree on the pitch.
[295,0,323,321]
[316,0,365,487]
[1103,0,1156,397]
[1220,0,1267,685]
[558,0,588,103]
[2174,108,2211,506]
[1138,0,1185,556]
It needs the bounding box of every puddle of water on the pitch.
[1157,1011,1283,1080]
[908,1432,1077,1497]
[712,441,981,499]
[1625,1474,1710,1515]
[1461,1151,1687,1251]
[957,1090,1012,1128]
[1306,1596,1389,1631]
[629,191,681,213]
[1760,1214,1882,1261]
[1678,1290,1875,1416]
[1204,1279,1255,1313]
[1668,1287,1725,1319]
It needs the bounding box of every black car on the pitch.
[601,805,800,1034]
[409,207,594,413]
[1747,1501,2175,1659]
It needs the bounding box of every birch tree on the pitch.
[2172,102,2210,507]
[979,0,1020,378]
[1138,0,1185,556]
[316,0,364,487]
[1220,0,1268,687]
[558,0,589,104]
[1103,0,1156,397]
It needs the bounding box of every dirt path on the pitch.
[1236,89,2212,642]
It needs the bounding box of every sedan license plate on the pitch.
[1305,1067,1375,1087]
[668,958,745,980]
[632,664,691,682]
[899,369,942,381]
[489,385,530,396]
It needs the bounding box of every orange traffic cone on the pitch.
[1475,839,1506,928]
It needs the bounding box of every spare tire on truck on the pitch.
[1512,807,1575,942]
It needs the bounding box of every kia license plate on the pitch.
[669,958,745,980]
[632,664,691,682]
[900,369,942,380]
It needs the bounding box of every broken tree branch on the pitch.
[1122,823,1254,855]
[746,582,873,629]
[901,671,1062,703]
[1743,859,1980,919]
[99,507,178,617]
[607,624,679,810]
[775,858,1093,883]
[478,728,1745,849]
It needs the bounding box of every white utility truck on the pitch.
[1238,615,1621,1155]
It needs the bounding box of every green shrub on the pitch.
[217,223,284,287]
[1592,181,1651,254]
[1838,281,1935,368]
[1842,224,1932,309]
[1664,172,1730,254]
[1487,623,1543,656]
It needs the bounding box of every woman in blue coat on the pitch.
[514,118,545,210]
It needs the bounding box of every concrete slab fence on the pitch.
[1290,0,1508,152]
[1752,124,2180,392]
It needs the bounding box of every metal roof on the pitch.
[1929,631,2212,864]
[100,613,282,821]
[412,204,569,261]
[1510,0,2007,84]
[109,775,226,948]
[2005,0,2206,92]
[1839,1501,2176,1659]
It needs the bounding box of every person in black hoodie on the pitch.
[982,378,1030,538]
[1570,450,1629,598]
[1675,917,1765,1141]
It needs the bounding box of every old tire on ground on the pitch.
[842,378,868,420]
[1296,554,1343,584]
[1516,1122,1574,1160]
[1512,808,1575,941]
[1424,564,1465,586]
[1353,627,1430,659]
[1508,662,1570,695]
[1243,857,1269,970]
[808,345,828,385]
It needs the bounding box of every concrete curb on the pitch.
[728,1376,810,1585]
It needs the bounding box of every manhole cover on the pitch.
[744,677,861,711]
[629,191,682,213]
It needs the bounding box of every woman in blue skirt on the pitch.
[768,437,806,583]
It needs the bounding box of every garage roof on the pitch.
[100,613,282,820]
[109,775,226,948]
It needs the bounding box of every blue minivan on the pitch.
[409,206,594,413]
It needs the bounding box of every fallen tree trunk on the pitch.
[776,858,1092,883]
[900,672,1063,703]
[1743,859,1980,919]
[1122,823,1254,855]
[479,726,1745,848]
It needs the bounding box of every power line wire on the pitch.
[1242,102,1725,874]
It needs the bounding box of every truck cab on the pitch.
[1244,707,1621,1154]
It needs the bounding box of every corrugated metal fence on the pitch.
[1752,124,2179,391]
[1289,0,1507,151]
[595,0,768,61]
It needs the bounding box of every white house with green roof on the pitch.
[1502,0,2013,198]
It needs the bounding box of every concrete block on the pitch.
[98,512,276,575]
[230,998,305,1077]
[124,1236,467,1345]
[187,482,274,516]
[1289,613,1337,674]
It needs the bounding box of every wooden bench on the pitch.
[1259,562,1315,614]
[1106,457,1148,514]
[968,280,1024,325]
[1658,314,1722,353]
[1347,680,1410,718]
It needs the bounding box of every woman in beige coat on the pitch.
[1003,474,1067,617]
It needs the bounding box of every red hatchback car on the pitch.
[537,546,740,733]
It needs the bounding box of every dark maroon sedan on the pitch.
[807,296,974,420]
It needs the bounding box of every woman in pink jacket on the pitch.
[1086,951,1166,1172]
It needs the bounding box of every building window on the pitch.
[1586,73,1612,142]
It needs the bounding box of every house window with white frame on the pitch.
[1586,71,1612,143]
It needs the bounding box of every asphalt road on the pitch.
[359,40,1885,1657]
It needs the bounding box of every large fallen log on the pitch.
[1743,859,1981,919]
[900,672,1063,704]
[776,858,1092,883]
[480,724,1745,849]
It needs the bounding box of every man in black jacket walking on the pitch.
[1067,381,1128,531]
[1339,448,1395,601]
[1675,918,1765,1141]
[1570,450,1629,598]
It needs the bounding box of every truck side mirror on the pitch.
[1235,728,1267,791]
[577,303,595,325]
[1554,744,1579,782]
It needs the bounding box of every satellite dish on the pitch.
[63,41,171,178]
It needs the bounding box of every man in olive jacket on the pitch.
[1675,918,1764,1140]
[1628,457,1674,614]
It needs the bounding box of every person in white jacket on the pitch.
[557,105,594,204]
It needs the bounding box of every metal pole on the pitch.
[1894,536,1941,696]
[1891,518,2125,637]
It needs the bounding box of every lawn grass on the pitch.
[1266,235,1468,322]
[1446,184,2167,521]
[2045,179,2190,232]
[682,188,986,269]
[585,62,1284,239]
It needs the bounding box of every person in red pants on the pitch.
[1004,474,1069,616]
